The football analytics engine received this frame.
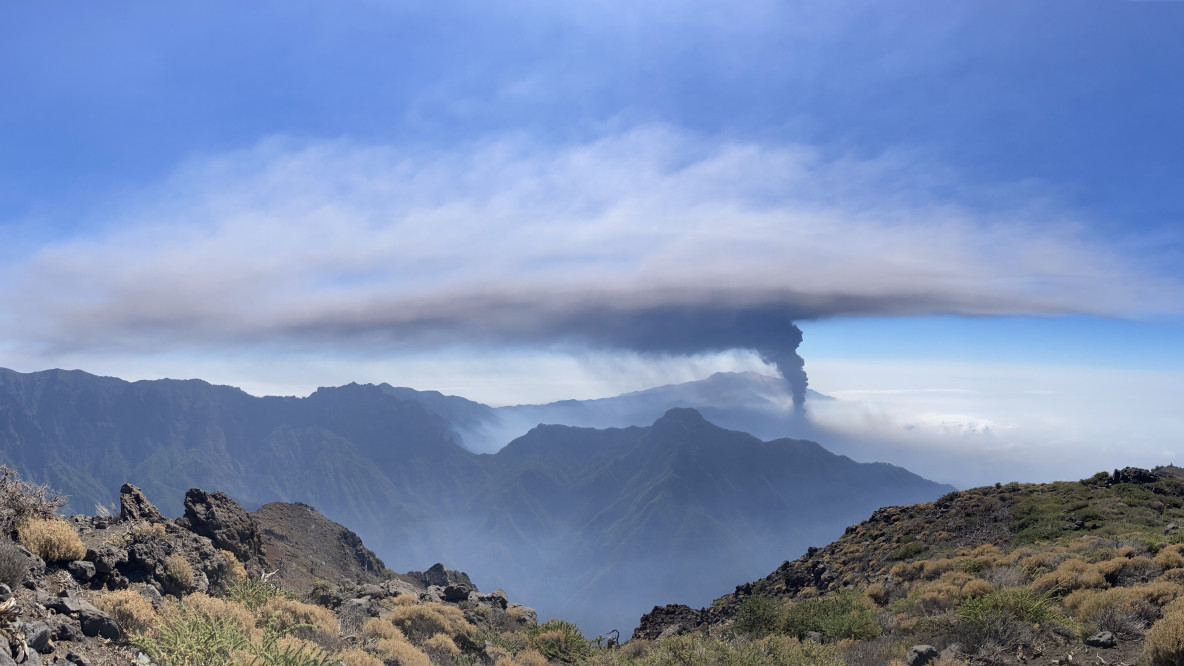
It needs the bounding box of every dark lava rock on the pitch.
[67,561,95,582]
[0,584,10,602]
[119,484,165,523]
[443,584,471,602]
[906,645,939,666]
[175,488,263,563]
[22,621,52,654]
[48,616,84,643]
[413,563,471,589]
[86,546,128,574]
[1085,631,1117,648]
[1109,467,1160,486]
[66,652,91,666]
[633,603,707,640]
[79,609,120,641]
[0,637,14,666]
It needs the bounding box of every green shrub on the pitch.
[639,633,843,666]
[524,619,592,664]
[134,605,248,666]
[782,590,881,641]
[227,576,292,611]
[892,541,926,560]
[733,594,785,637]
[956,587,1059,626]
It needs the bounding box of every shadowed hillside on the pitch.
[0,367,953,633]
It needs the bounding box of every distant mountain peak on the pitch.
[654,406,709,425]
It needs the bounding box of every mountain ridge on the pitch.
[0,365,953,632]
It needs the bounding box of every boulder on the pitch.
[906,645,939,666]
[119,484,165,523]
[1085,631,1116,648]
[174,489,263,563]
[79,608,120,641]
[67,561,95,582]
[413,563,472,589]
[22,621,52,654]
[443,584,471,602]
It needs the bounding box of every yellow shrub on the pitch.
[1032,558,1106,593]
[376,638,431,666]
[362,617,405,641]
[865,583,888,606]
[392,593,417,606]
[1018,550,1065,574]
[96,589,156,634]
[970,544,1002,560]
[961,579,994,599]
[337,648,384,666]
[506,605,533,623]
[889,561,924,582]
[218,549,247,582]
[259,597,338,640]
[938,571,973,588]
[424,632,459,654]
[18,519,86,562]
[920,558,960,580]
[1157,546,1184,571]
[1145,611,1184,665]
[164,555,194,590]
[386,601,474,641]
[502,650,548,666]
[1065,582,1183,627]
[177,593,256,634]
[130,521,167,541]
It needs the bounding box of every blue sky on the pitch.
[1,1,1182,486]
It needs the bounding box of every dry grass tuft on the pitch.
[18,518,86,562]
[258,597,339,640]
[96,589,157,634]
[218,549,247,582]
[386,601,474,641]
[337,647,384,666]
[164,554,195,590]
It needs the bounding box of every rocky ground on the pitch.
[0,482,538,666]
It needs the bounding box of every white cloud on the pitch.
[807,359,1184,488]
[1,127,1174,363]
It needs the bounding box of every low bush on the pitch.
[134,604,248,666]
[782,590,881,642]
[96,589,157,634]
[18,518,85,562]
[638,633,843,666]
[226,576,292,612]
[0,466,67,529]
[0,538,28,587]
[165,555,195,590]
[218,549,248,584]
[524,619,592,664]
[374,636,431,666]
[258,597,339,642]
[386,601,473,642]
[733,594,785,637]
[1146,611,1184,666]
[336,647,384,666]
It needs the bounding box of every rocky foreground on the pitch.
[0,481,537,666]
